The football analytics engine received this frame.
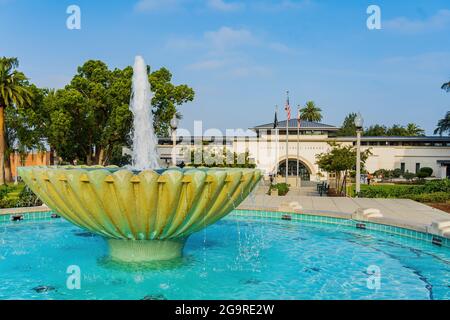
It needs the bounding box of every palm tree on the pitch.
[434,111,450,136]
[300,101,323,122]
[442,81,450,92]
[405,123,425,136]
[0,57,32,185]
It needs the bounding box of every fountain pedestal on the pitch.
[107,238,187,262]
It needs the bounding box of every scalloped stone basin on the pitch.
[18,166,261,262]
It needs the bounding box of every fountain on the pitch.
[18,56,261,262]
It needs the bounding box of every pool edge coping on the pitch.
[0,205,448,248]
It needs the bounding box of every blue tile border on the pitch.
[229,209,450,249]
[1,208,449,249]
[0,210,54,223]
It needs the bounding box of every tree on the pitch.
[405,123,425,136]
[150,68,195,136]
[336,113,357,136]
[0,57,33,184]
[35,60,194,166]
[300,101,322,122]
[442,81,450,92]
[364,124,388,136]
[316,142,371,195]
[387,124,408,136]
[434,111,450,136]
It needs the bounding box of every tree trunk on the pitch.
[50,147,55,165]
[0,106,5,185]
[4,153,12,183]
[98,148,105,166]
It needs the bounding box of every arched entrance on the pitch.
[278,159,311,181]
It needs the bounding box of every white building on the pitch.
[161,119,450,182]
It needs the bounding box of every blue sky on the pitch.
[1,0,449,135]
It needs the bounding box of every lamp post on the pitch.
[170,115,179,167]
[354,113,364,196]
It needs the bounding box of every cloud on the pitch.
[167,26,292,77]
[186,59,226,70]
[229,66,271,77]
[268,42,293,53]
[134,0,181,12]
[254,0,312,12]
[204,27,257,51]
[206,0,244,12]
[385,9,450,33]
[381,52,450,72]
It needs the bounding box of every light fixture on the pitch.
[354,112,364,130]
[170,115,179,130]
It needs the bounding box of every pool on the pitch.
[0,212,449,300]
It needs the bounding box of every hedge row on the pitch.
[359,179,450,203]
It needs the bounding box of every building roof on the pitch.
[252,119,338,130]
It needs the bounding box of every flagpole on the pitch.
[297,105,300,188]
[285,91,289,185]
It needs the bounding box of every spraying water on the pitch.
[130,56,160,170]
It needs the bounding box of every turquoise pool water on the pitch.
[0,214,449,300]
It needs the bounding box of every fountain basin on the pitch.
[18,166,261,262]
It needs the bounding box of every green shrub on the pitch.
[404,192,450,203]
[416,171,428,179]
[403,171,416,181]
[14,187,43,207]
[272,183,290,196]
[0,186,42,208]
[392,168,403,178]
[358,179,450,203]
[418,167,433,177]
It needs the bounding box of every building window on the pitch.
[415,163,420,173]
[401,162,406,173]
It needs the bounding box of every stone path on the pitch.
[239,189,450,235]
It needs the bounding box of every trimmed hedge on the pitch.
[404,192,450,203]
[359,179,450,203]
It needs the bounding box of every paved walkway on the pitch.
[240,187,450,235]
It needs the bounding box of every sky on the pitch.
[1,0,449,135]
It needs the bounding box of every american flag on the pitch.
[284,94,291,121]
[297,105,301,127]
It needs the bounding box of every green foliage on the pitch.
[316,142,371,195]
[271,183,290,196]
[418,167,433,178]
[19,60,194,165]
[300,101,322,122]
[434,111,450,136]
[358,179,450,203]
[150,68,194,136]
[364,123,425,137]
[0,183,41,208]
[442,81,450,92]
[405,192,450,203]
[336,113,357,137]
[402,171,416,181]
[0,57,34,184]
[0,57,33,108]
[189,149,256,168]
[13,186,42,207]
